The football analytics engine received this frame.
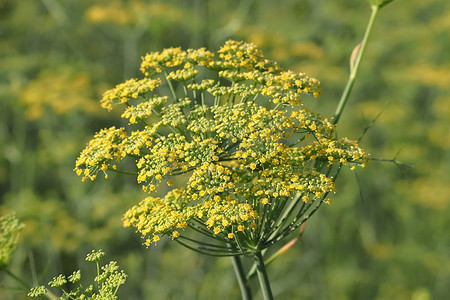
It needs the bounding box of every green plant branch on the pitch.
[265,222,306,267]
[231,255,253,300]
[357,101,388,143]
[2,269,58,300]
[163,69,179,102]
[368,157,413,168]
[253,251,274,300]
[247,223,306,280]
[3,268,30,290]
[333,5,380,125]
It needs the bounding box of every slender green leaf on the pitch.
[369,0,395,8]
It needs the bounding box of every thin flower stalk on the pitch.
[333,5,380,124]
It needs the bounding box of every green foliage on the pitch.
[0,213,25,269]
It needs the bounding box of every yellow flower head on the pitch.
[76,40,368,255]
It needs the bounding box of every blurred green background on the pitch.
[1,0,449,299]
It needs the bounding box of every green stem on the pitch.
[2,269,58,300]
[231,256,253,300]
[163,69,178,102]
[201,91,205,106]
[333,5,379,125]
[246,236,299,281]
[253,251,273,300]
[3,268,30,290]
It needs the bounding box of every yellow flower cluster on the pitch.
[101,78,160,111]
[75,127,127,181]
[300,138,368,167]
[75,40,369,254]
[140,47,213,76]
[121,96,168,124]
[123,189,257,246]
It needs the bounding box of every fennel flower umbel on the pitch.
[75,40,368,255]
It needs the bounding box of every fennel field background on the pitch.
[1,0,449,299]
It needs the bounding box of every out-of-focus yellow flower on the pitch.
[406,64,450,88]
[85,1,183,26]
[19,66,98,120]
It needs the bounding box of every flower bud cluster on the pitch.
[28,250,127,299]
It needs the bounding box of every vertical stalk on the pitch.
[333,5,380,125]
[2,269,58,300]
[3,269,30,290]
[163,69,179,102]
[253,251,273,300]
[231,256,253,300]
